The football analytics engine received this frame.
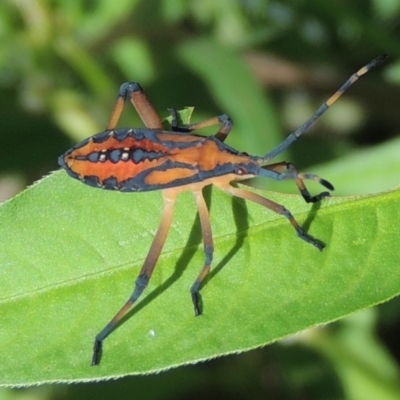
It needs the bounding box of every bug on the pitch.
[58,54,387,365]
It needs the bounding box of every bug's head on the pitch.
[230,160,263,181]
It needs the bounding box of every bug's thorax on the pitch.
[197,137,250,171]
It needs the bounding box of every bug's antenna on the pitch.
[263,54,388,161]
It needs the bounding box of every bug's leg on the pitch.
[263,162,333,203]
[167,110,233,143]
[258,167,334,195]
[218,184,325,250]
[190,190,214,316]
[106,82,163,130]
[263,54,388,161]
[91,190,177,366]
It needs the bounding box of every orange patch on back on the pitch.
[145,168,197,186]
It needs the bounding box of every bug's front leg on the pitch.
[263,162,334,203]
[258,166,334,199]
[91,190,177,366]
[190,189,214,316]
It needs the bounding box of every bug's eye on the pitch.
[236,167,247,175]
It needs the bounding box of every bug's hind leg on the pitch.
[190,190,214,316]
[107,82,163,130]
[263,162,334,203]
[91,190,177,366]
[168,108,233,143]
[218,184,325,251]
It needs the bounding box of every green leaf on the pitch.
[163,107,195,128]
[1,171,400,386]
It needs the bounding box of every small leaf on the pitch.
[163,107,195,128]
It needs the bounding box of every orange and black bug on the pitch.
[58,54,388,365]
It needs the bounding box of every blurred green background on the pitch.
[1,0,400,399]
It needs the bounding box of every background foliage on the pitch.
[1,0,400,399]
